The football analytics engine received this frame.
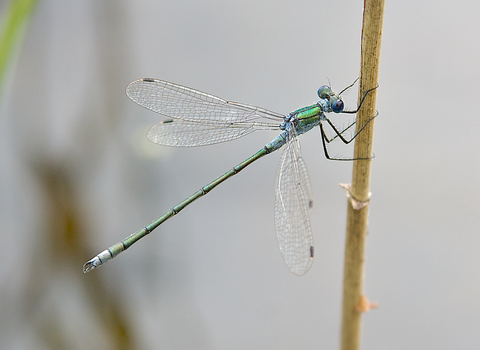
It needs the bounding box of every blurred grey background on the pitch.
[1,1,479,349]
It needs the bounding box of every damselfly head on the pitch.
[318,85,344,113]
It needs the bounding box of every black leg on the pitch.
[322,119,357,144]
[338,77,359,95]
[320,110,378,161]
[324,113,376,144]
[341,86,378,114]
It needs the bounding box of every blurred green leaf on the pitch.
[0,0,37,91]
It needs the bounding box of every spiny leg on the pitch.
[320,123,370,161]
[323,112,377,144]
[322,119,357,144]
[341,86,378,114]
[319,110,378,161]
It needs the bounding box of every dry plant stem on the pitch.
[340,1,385,350]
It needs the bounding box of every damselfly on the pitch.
[83,78,375,275]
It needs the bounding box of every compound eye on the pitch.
[317,85,331,99]
[332,99,344,113]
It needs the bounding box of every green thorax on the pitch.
[292,104,324,136]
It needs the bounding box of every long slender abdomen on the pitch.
[83,136,287,273]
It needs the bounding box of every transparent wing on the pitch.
[274,128,314,275]
[147,119,277,147]
[126,78,284,124]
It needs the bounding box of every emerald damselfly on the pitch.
[83,78,375,275]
